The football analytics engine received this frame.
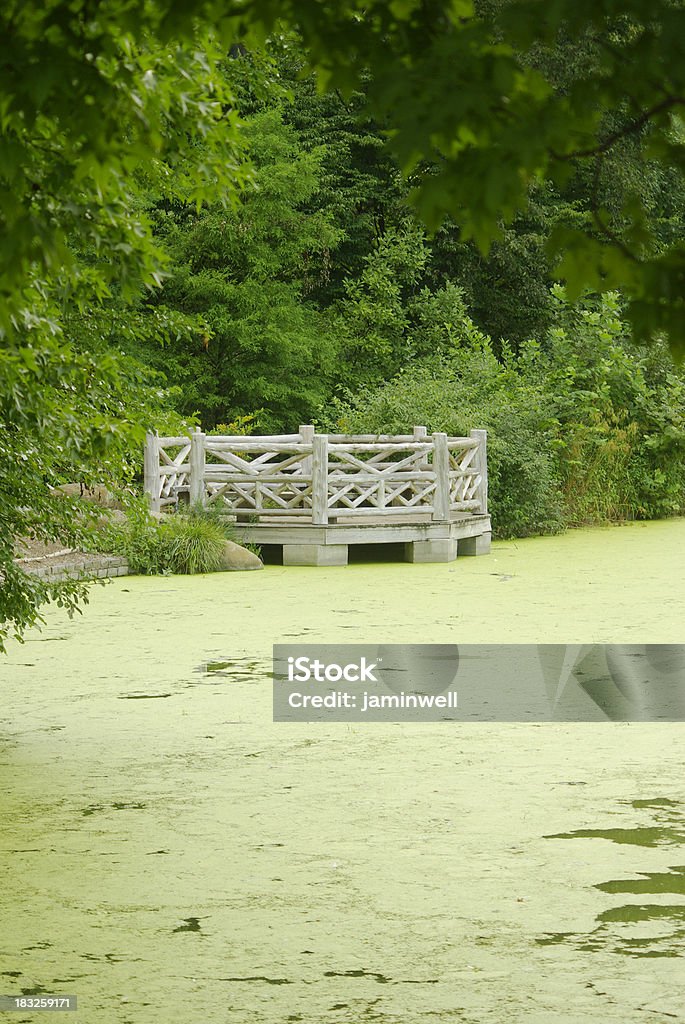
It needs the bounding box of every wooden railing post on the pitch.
[299,424,314,476]
[432,432,450,522]
[470,429,488,513]
[413,425,428,467]
[189,428,206,507]
[312,433,329,525]
[144,432,161,513]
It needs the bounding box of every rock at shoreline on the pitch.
[217,540,263,571]
[51,483,125,509]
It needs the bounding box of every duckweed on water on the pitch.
[1,521,685,1022]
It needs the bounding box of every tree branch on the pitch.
[550,95,685,162]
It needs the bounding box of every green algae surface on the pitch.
[1,520,684,1023]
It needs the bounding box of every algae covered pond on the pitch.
[1,520,684,1023]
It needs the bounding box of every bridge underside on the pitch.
[232,512,492,565]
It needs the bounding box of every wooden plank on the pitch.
[312,434,329,525]
[328,442,432,452]
[327,434,416,443]
[471,429,488,513]
[206,434,300,444]
[204,472,313,484]
[143,432,161,512]
[328,504,436,518]
[205,442,312,453]
[157,435,192,446]
[446,438,478,449]
[211,505,313,516]
[299,425,314,477]
[233,513,490,543]
[189,429,206,506]
[432,432,450,522]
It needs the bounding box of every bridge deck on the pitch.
[232,512,492,565]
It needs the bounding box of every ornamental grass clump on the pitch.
[162,515,227,575]
[98,508,230,575]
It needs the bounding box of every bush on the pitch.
[327,346,565,539]
[162,515,227,574]
[325,288,685,538]
[99,507,231,575]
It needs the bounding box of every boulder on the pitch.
[51,483,125,509]
[217,539,263,571]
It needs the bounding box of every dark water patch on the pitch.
[536,889,685,958]
[208,659,260,674]
[80,953,128,964]
[541,800,685,958]
[596,866,685,895]
[544,826,685,846]
[25,637,69,643]
[324,970,390,984]
[598,903,685,924]
[82,801,146,815]
[118,693,173,700]
[2,972,22,978]
[535,932,576,946]
[218,976,292,985]
[631,798,681,808]
[538,915,685,958]
[173,917,202,933]
[192,657,267,683]
[397,979,440,985]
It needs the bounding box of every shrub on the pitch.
[327,346,565,539]
[326,288,685,537]
[97,507,231,575]
[162,515,227,574]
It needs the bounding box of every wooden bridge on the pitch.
[143,426,491,564]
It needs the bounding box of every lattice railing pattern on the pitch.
[144,436,191,509]
[144,427,488,522]
[327,441,435,516]
[204,437,313,515]
[448,440,483,511]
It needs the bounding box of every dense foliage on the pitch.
[330,289,685,537]
[101,511,231,576]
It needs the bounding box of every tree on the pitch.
[0,1,248,648]
[141,109,343,430]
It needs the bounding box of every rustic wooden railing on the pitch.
[143,425,488,523]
